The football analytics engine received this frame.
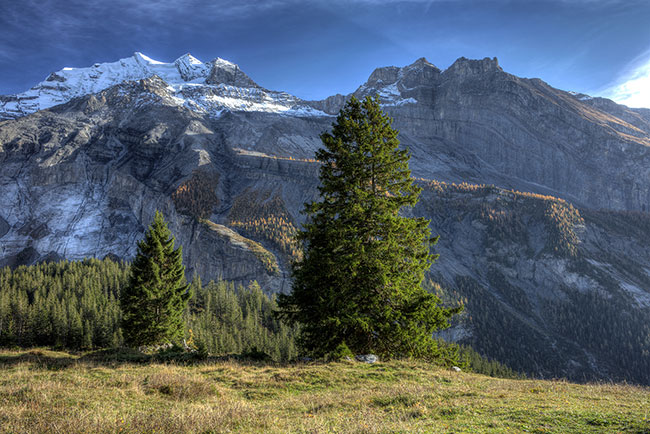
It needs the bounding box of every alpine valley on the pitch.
[1,52,649,384]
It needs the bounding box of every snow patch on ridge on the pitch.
[619,281,650,307]
[167,82,329,117]
[368,83,418,107]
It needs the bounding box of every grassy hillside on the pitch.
[0,349,648,433]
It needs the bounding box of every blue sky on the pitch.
[1,0,649,107]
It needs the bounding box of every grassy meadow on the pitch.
[0,349,648,433]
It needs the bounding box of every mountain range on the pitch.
[1,52,649,384]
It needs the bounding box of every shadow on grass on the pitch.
[0,348,298,370]
[0,348,210,369]
[0,349,80,369]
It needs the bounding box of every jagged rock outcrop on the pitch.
[205,58,259,88]
[305,56,650,211]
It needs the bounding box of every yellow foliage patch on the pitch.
[172,171,219,219]
[229,189,302,262]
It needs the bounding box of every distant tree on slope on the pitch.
[121,211,190,347]
[277,96,462,361]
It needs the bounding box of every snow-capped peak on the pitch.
[0,52,213,118]
[179,53,203,65]
[133,51,166,65]
[213,57,236,68]
[174,53,210,81]
[0,52,329,120]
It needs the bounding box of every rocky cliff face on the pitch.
[307,56,650,211]
[360,57,650,211]
[418,182,650,383]
[1,53,649,383]
[0,73,325,291]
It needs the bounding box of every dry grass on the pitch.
[0,348,648,433]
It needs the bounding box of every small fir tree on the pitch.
[278,96,462,360]
[121,211,190,347]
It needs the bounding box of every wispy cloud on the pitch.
[8,0,614,30]
[602,50,650,109]
[1,0,631,40]
[0,0,442,60]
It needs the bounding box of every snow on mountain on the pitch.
[0,52,327,119]
[352,57,440,107]
[174,53,211,81]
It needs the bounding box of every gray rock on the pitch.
[205,58,259,88]
[0,215,9,238]
[355,354,379,364]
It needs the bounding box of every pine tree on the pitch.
[278,96,462,360]
[121,211,190,347]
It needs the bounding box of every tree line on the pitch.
[0,258,298,361]
[0,256,517,375]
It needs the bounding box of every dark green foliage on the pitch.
[453,276,565,377]
[327,342,355,362]
[0,259,298,361]
[543,288,650,384]
[120,211,190,347]
[240,347,273,362]
[278,96,462,360]
[458,345,525,379]
[451,272,650,384]
[186,279,298,361]
[1,258,505,369]
[0,258,126,349]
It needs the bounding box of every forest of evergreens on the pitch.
[0,258,125,349]
[0,258,297,360]
[0,257,521,377]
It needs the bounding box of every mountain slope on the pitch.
[419,181,650,383]
[326,56,650,211]
[1,53,650,382]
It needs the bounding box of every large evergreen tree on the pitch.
[121,211,190,347]
[278,96,462,360]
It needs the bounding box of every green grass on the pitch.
[0,348,648,433]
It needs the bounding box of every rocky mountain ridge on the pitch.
[1,53,649,383]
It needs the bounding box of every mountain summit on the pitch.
[0,53,322,120]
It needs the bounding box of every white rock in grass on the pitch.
[355,354,379,364]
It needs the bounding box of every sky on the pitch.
[1,0,649,107]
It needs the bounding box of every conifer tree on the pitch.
[278,96,462,360]
[121,211,190,347]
